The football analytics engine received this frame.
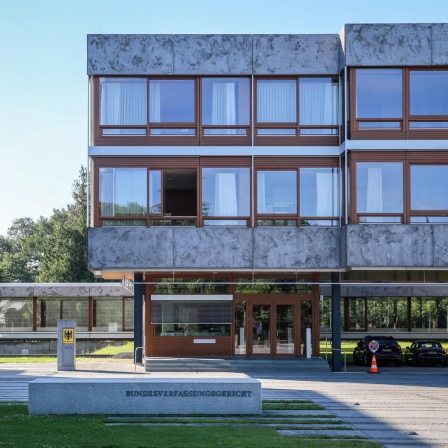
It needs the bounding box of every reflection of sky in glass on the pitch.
[257,171,297,214]
[150,80,195,123]
[410,71,448,116]
[356,162,403,213]
[202,78,250,125]
[356,69,402,118]
[202,168,250,216]
[300,168,339,216]
[411,165,448,210]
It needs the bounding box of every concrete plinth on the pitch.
[28,378,261,415]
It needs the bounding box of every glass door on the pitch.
[251,304,272,355]
[300,300,313,356]
[276,304,295,355]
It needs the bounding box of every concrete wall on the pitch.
[87,34,340,75]
[0,283,130,298]
[342,23,448,66]
[88,225,448,271]
[88,24,448,76]
[345,224,448,268]
[88,227,341,271]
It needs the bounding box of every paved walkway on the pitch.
[1,360,448,447]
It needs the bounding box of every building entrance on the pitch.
[235,298,315,357]
[146,276,319,358]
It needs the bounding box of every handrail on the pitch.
[134,346,144,372]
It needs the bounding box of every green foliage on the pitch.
[0,167,94,283]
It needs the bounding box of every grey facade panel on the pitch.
[87,34,174,75]
[432,225,448,266]
[346,224,434,267]
[88,227,341,270]
[344,23,432,66]
[320,284,448,297]
[87,25,448,75]
[0,286,34,298]
[88,225,448,271]
[432,24,448,65]
[173,228,253,269]
[253,34,340,75]
[173,35,253,75]
[0,284,128,298]
[253,227,340,269]
[88,227,174,269]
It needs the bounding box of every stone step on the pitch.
[145,357,330,373]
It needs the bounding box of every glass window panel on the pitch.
[257,170,297,214]
[99,168,147,216]
[257,219,296,226]
[235,278,312,294]
[204,129,246,135]
[149,80,195,123]
[150,219,196,226]
[154,324,231,337]
[359,216,402,223]
[102,220,146,226]
[300,219,339,226]
[257,129,296,135]
[93,298,123,331]
[203,220,247,226]
[202,78,250,129]
[153,278,230,294]
[149,170,161,214]
[368,297,408,331]
[358,122,401,129]
[356,162,403,214]
[202,167,250,217]
[102,129,146,135]
[62,299,89,331]
[235,301,247,355]
[411,165,448,210]
[37,299,88,331]
[164,169,197,217]
[151,301,232,324]
[150,129,195,135]
[300,168,339,217]
[252,304,271,354]
[37,299,59,331]
[300,301,312,356]
[276,304,295,354]
[300,129,338,135]
[99,78,147,126]
[124,298,134,330]
[410,71,448,116]
[0,299,33,331]
[411,216,448,223]
[409,122,448,129]
[257,80,297,123]
[299,77,338,126]
[356,69,402,119]
[411,297,448,331]
[348,298,366,330]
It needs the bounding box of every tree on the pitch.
[36,166,94,283]
[0,218,41,282]
[0,166,94,283]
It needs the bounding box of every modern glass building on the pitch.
[86,24,448,369]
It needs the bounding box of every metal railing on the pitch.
[134,346,144,372]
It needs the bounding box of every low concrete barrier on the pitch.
[28,378,261,415]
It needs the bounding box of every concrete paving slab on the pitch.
[2,359,448,448]
[278,429,366,437]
